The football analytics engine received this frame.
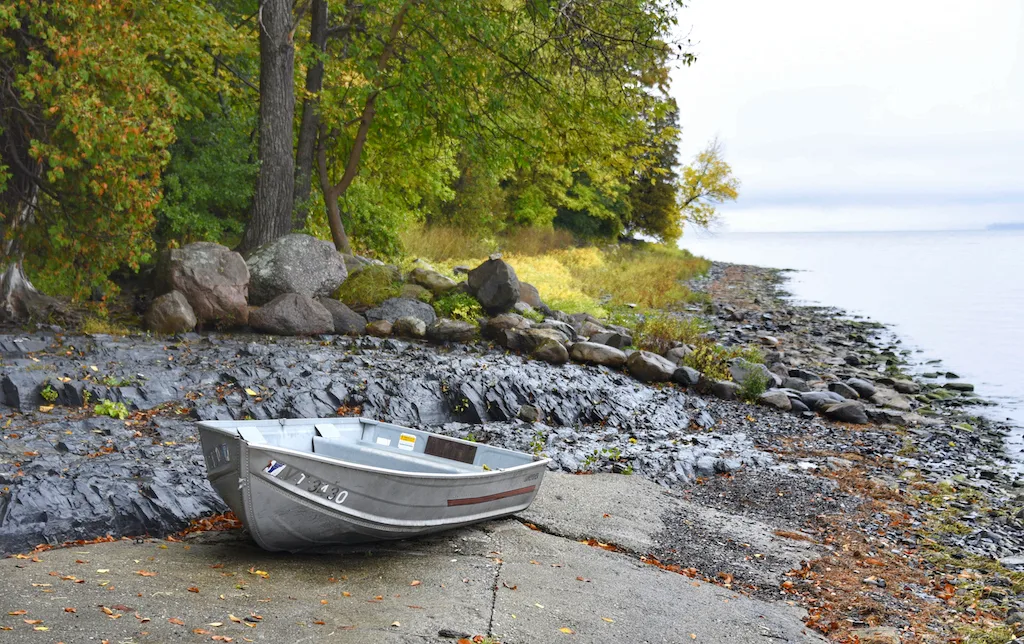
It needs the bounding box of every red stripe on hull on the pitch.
[447,485,537,507]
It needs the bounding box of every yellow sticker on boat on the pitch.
[398,433,417,451]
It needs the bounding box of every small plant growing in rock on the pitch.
[529,429,547,456]
[94,399,129,420]
[40,383,58,403]
[335,265,402,308]
[737,370,769,403]
[683,339,732,381]
[629,312,707,354]
[520,307,545,323]
[433,291,483,324]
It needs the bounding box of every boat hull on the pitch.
[198,419,548,552]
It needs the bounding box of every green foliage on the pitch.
[433,291,483,324]
[627,312,706,354]
[40,384,58,403]
[679,139,741,231]
[683,339,733,381]
[734,345,765,364]
[520,307,545,323]
[94,399,129,420]
[334,265,402,309]
[81,316,130,336]
[737,369,769,403]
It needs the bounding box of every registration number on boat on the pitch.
[263,460,349,505]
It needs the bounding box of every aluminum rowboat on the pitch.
[198,417,550,552]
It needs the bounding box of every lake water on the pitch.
[679,229,1024,463]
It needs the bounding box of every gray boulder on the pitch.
[318,298,366,335]
[892,379,921,394]
[466,256,520,314]
[579,320,608,338]
[625,350,676,382]
[846,377,876,398]
[569,342,627,368]
[823,401,869,425]
[144,291,196,334]
[518,282,546,309]
[590,331,632,350]
[828,381,860,400]
[426,319,478,343]
[782,377,810,392]
[531,338,569,365]
[249,293,333,336]
[366,297,437,326]
[710,380,740,401]
[800,390,845,411]
[758,390,792,411]
[393,316,427,339]
[493,328,526,351]
[673,366,701,386]
[664,345,693,365]
[789,368,822,382]
[483,313,532,339]
[408,266,458,296]
[729,358,774,387]
[246,233,347,305]
[536,319,578,342]
[156,241,249,325]
[400,284,431,301]
[521,328,569,352]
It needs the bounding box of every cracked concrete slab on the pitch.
[0,473,824,643]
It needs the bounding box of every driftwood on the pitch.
[0,260,66,323]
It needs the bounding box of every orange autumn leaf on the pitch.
[64,607,76,613]
[410,580,421,586]
[135,570,157,577]
[23,619,43,625]
[7,610,27,616]
[168,617,185,625]
[187,587,200,593]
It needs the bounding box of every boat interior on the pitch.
[200,418,533,474]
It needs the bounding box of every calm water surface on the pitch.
[679,229,1024,463]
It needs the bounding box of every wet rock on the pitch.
[758,390,792,411]
[409,266,457,296]
[569,342,626,368]
[531,338,569,365]
[710,380,740,401]
[789,368,822,382]
[366,297,437,326]
[366,320,393,337]
[483,313,531,339]
[590,331,632,350]
[144,291,196,334]
[2,372,48,411]
[626,351,676,382]
[673,366,701,387]
[846,377,876,398]
[249,293,334,336]
[393,316,427,339]
[944,382,975,392]
[844,354,861,366]
[893,379,921,394]
[800,391,845,411]
[664,346,693,365]
[318,298,366,335]
[466,256,520,314]
[823,401,869,424]
[426,319,478,343]
[789,398,810,413]
[156,242,249,325]
[246,234,347,305]
[828,381,860,400]
[866,408,908,425]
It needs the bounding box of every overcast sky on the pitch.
[670,0,1024,232]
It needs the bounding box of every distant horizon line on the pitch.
[684,225,1024,237]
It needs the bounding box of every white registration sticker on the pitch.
[397,433,417,451]
[375,437,391,447]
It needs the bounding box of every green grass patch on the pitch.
[737,367,769,403]
[432,291,484,324]
[335,265,402,309]
[623,312,706,354]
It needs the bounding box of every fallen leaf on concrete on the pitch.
[314,620,326,625]
[502,581,517,590]
[7,610,27,615]
[193,629,211,635]
[207,622,223,627]
[320,599,328,605]
[100,606,114,615]
[410,580,421,586]
[188,587,200,593]
[135,570,157,577]
[23,619,42,624]
[342,591,351,597]
[168,617,185,625]
[32,626,48,631]
[229,615,242,623]
[247,568,268,579]
[64,608,76,613]
[559,627,574,633]
[134,613,150,623]
[602,617,614,623]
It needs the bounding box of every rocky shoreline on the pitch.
[1,260,1023,641]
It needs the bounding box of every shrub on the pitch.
[683,339,732,381]
[627,312,706,354]
[734,344,765,364]
[519,307,545,323]
[40,384,58,403]
[335,265,402,309]
[433,291,484,323]
[737,369,769,403]
[81,316,130,336]
[399,224,494,262]
[94,399,129,420]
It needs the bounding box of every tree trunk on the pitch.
[0,185,64,323]
[240,0,296,254]
[316,126,353,254]
[293,0,328,229]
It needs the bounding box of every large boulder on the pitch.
[366,320,392,337]
[535,319,578,342]
[729,358,775,387]
[144,291,197,334]
[483,313,532,339]
[518,282,546,310]
[846,378,876,399]
[569,342,626,368]
[466,256,520,314]
[318,298,366,335]
[408,266,458,296]
[590,331,632,350]
[246,233,347,305]
[758,390,792,411]
[521,328,569,352]
[823,401,870,425]
[664,345,693,365]
[800,390,845,411]
[156,242,249,325]
[828,381,860,400]
[531,338,569,365]
[426,319,478,343]
[393,316,427,339]
[625,350,676,382]
[249,293,333,336]
[710,380,740,401]
[673,366,701,387]
[366,297,437,326]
